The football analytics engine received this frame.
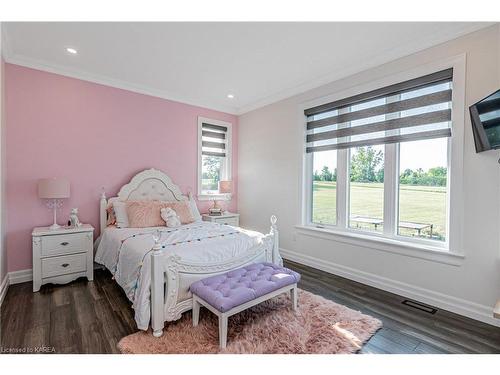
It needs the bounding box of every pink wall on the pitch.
[5,63,238,272]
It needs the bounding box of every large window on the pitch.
[398,138,448,241]
[198,117,232,198]
[305,68,455,248]
[312,150,337,225]
[349,145,385,232]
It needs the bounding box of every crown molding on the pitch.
[2,23,495,116]
[3,50,239,115]
[1,23,13,61]
[236,22,495,115]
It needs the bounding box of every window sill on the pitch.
[294,225,464,266]
[197,193,232,201]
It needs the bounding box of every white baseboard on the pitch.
[281,248,500,328]
[6,259,499,328]
[9,268,32,284]
[0,269,32,305]
[0,273,9,306]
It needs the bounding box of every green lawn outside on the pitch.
[312,181,446,241]
[202,178,219,191]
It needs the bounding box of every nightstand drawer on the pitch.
[32,224,94,292]
[42,253,87,278]
[214,217,239,226]
[41,232,88,257]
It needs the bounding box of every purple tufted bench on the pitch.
[190,262,301,348]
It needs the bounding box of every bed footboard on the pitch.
[269,215,282,266]
[150,215,281,337]
[151,246,166,337]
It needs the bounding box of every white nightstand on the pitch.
[202,212,240,227]
[32,224,94,292]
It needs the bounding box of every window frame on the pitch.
[197,116,232,200]
[347,144,386,234]
[301,55,466,257]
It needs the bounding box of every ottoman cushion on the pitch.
[190,262,301,313]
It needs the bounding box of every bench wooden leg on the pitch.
[291,285,298,311]
[192,297,200,327]
[219,314,228,349]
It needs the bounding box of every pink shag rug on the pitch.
[118,289,382,354]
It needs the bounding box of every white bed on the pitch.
[94,168,281,337]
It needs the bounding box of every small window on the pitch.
[198,117,232,198]
[201,154,223,193]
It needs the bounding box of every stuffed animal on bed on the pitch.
[161,207,181,228]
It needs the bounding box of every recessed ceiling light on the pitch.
[66,47,78,55]
[227,94,235,99]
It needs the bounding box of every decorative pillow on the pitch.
[160,201,195,225]
[125,200,195,228]
[106,202,116,226]
[126,201,165,228]
[160,207,181,228]
[113,201,130,228]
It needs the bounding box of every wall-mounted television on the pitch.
[470,88,500,153]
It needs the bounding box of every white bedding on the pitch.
[94,222,265,330]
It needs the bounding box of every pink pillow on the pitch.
[126,201,165,228]
[126,200,195,228]
[106,202,116,226]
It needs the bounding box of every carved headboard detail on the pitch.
[99,168,188,235]
[116,168,187,202]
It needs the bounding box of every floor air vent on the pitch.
[402,299,438,314]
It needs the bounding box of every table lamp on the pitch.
[38,177,70,230]
[219,180,232,214]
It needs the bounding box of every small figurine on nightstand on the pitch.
[69,208,82,228]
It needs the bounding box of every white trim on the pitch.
[197,117,233,199]
[336,110,350,229]
[295,225,464,266]
[3,24,493,116]
[3,53,239,115]
[237,24,493,114]
[197,193,232,201]
[1,24,13,61]
[280,248,500,328]
[0,273,9,306]
[383,96,400,238]
[300,54,467,256]
[301,54,467,117]
[383,143,399,236]
[9,268,33,284]
[446,55,466,255]
[301,118,313,225]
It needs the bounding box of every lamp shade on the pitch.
[38,177,70,199]
[219,180,232,194]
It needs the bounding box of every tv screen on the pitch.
[470,88,500,153]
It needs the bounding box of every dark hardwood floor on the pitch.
[1,260,500,354]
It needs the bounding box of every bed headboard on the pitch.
[99,168,188,235]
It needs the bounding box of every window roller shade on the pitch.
[305,68,453,153]
[202,123,227,157]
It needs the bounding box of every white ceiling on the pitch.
[2,22,493,114]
